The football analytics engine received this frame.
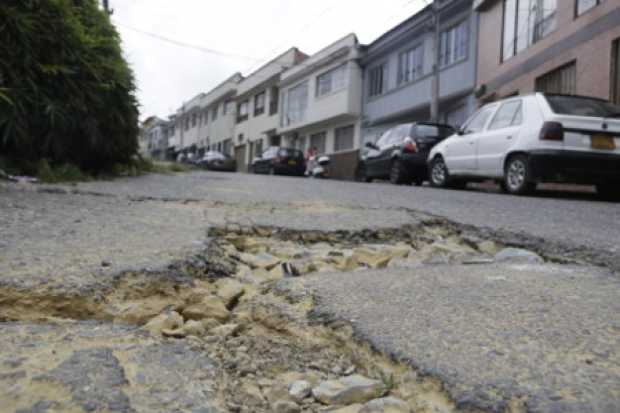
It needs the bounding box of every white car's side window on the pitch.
[488,100,523,130]
[463,106,495,134]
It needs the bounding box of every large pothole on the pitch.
[0,223,538,413]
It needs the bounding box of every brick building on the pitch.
[474,0,620,104]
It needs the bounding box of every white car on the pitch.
[428,93,620,200]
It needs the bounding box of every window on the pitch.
[334,125,355,151]
[254,92,266,116]
[368,64,386,97]
[489,100,523,130]
[440,20,468,67]
[612,38,620,105]
[269,87,279,115]
[211,104,218,121]
[463,106,495,134]
[576,0,603,16]
[502,0,557,61]
[284,81,308,126]
[398,45,424,84]
[545,95,620,117]
[310,132,326,154]
[238,133,244,142]
[237,101,249,123]
[223,100,234,115]
[316,64,347,97]
[254,140,263,157]
[191,113,197,128]
[535,61,576,95]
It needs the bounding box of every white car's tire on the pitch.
[504,155,536,195]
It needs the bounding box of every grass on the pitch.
[1,155,192,184]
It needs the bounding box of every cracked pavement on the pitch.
[1,171,619,412]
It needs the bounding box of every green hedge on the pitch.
[0,0,139,172]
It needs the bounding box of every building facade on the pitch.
[202,73,243,157]
[361,0,478,146]
[139,116,172,160]
[474,0,620,104]
[278,34,364,180]
[169,93,206,160]
[233,47,308,172]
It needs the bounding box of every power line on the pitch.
[113,20,263,62]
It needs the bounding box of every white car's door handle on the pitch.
[506,136,513,140]
[469,141,475,145]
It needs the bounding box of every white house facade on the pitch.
[233,47,308,171]
[278,33,363,180]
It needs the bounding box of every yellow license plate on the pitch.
[288,160,297,165]
[591,134,616,150]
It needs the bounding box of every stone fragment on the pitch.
[289,380,312,402]
[143,311,184,335]
[241,252,281,270]
[494,248,544,264]
[478,240,501,255]
[181,320,206,337]
[328,404,363,413]
[272,400,301,413]
[182,296,230,322]
[215,278,245,308]
[312,375,383,405]
[359,397,410,413]
[352,248,392,269]
[210,323,241,338]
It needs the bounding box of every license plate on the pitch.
[591,134,616,150]
[288,160,297,165]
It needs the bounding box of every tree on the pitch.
[0,0,139,172]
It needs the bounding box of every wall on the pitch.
[477,0,620,101]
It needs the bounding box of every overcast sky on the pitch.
[110,0,428,120]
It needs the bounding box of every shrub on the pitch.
[0,0,139,173]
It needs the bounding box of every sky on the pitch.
[110,0,428,120]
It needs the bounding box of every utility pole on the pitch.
[430,1,441,123]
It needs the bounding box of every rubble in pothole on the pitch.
[0,224,539,413]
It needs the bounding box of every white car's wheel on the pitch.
[504,155,535,195]
[430,157,449,188]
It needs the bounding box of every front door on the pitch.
[477,100,523,177]
[445,105,496,174]
[235,144,247,172]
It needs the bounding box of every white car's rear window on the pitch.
[545,95,620,118]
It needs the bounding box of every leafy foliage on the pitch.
[0,0,139,172]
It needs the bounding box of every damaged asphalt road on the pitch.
[0,171,619,412]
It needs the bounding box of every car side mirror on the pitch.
[457,129,465,136]
[365,142,378,150]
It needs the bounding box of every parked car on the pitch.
[428,93,620,200]
[197,151,236,172]
[357,122,455,185]
[251,147,305,176]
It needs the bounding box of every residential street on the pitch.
[1,171,619,413]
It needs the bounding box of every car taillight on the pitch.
[540,122,564,141]
[403,137,418,153]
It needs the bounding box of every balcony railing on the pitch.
[269,101,278,115]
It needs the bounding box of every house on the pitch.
[278,34,364,180]
[201,73,244,157]
[361,0,478,144]
[139,116,171,160]
[474,0,620,104]
[233,47,308,172]
[169,92,206,160]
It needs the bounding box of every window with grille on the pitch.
[316,64,347,97]
[440,20,468,67]
[368,64,387,97]
[502,0,557,62]
[334,125,355,152]
[535,61,576,95]
[284,81,308,126]
[398,45,424,84]
[254,92,266,116]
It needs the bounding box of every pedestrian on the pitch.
[305,146,317,176]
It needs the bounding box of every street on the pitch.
[1,171,619,413]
